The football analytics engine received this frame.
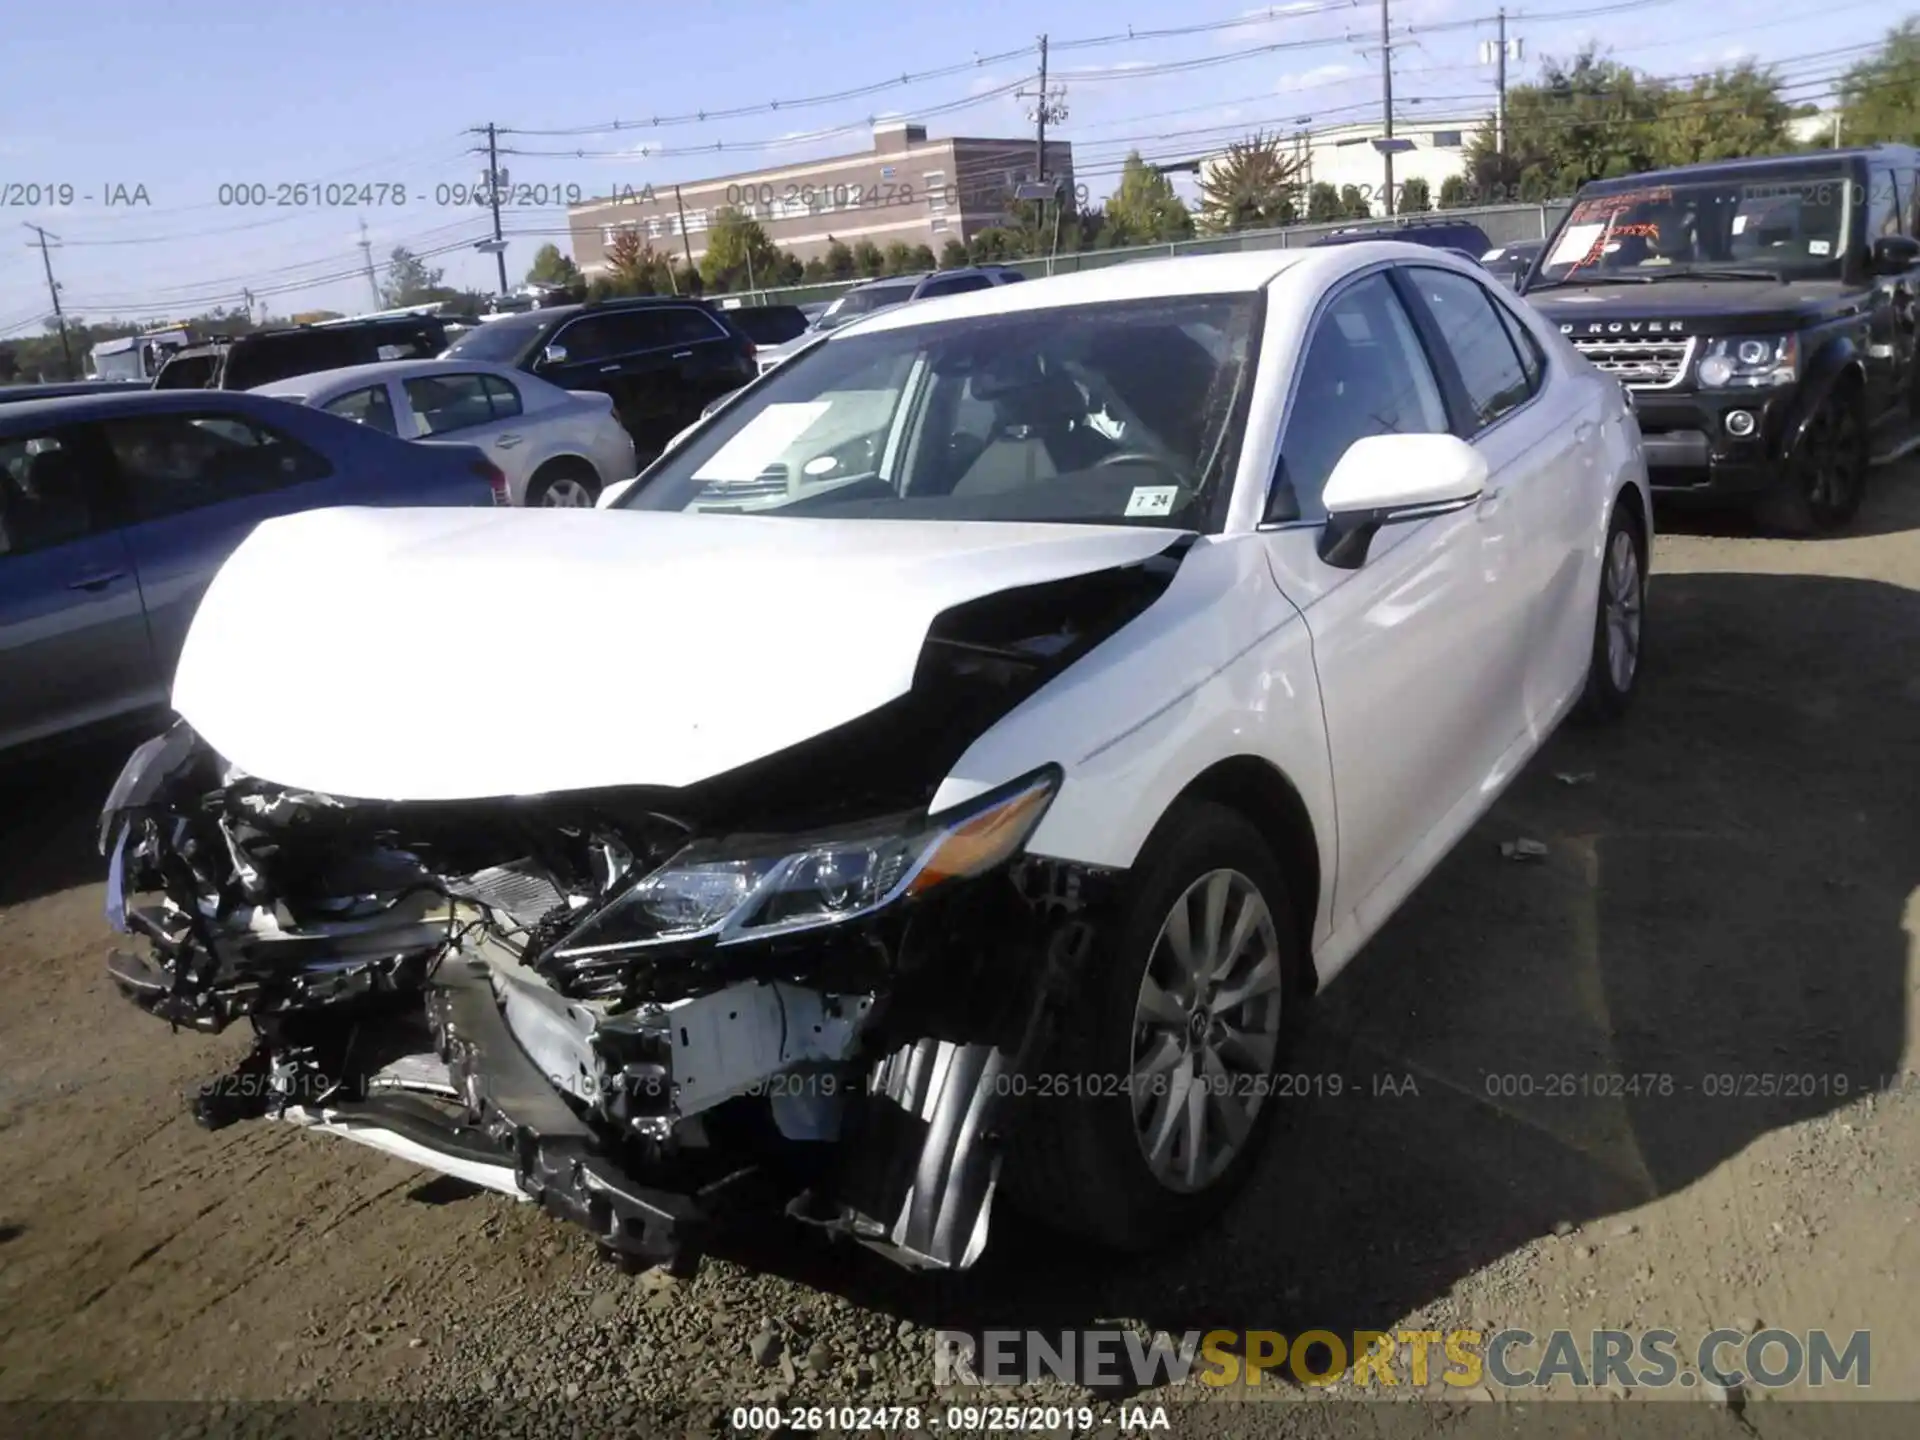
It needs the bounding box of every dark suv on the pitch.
[153,315,450,392]
[442,296,757,456]
[1523,145,1920,533]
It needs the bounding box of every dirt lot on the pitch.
[2,470,1917,1438]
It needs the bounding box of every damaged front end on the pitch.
[99,553,1177,1272]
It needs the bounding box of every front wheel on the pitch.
[1757,394,1869,535]
[1575,501,1647,723]
[1003,800,1304,1252]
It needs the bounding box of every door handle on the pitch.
[494,433,522,448]
[67,571,126,592]
[671,350,693,360]
[600,364,622,373]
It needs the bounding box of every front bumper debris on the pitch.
[97,723,1111,1274]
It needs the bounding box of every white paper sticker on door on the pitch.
[1808,239,1832,256]
[1124,485,1179,518]
[1548,223,1606,266]
[692,402,832,482]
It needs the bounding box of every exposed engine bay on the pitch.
[98,552,1183,1272]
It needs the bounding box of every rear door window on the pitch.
[102,413,334,521]
[481,374,524,420]
[404,374,497,435]
[322,384,400,436]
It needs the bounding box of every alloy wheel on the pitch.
[540,477,596,507]
[1803,403,1863,522]
[1129,868,1285,1194]
[1603,528,1643,693]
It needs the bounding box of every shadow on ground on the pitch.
[0,719,163,910]
[704,565,1919,1388]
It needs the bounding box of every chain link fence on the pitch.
[708,199,1572,309]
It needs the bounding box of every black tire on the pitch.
[1574,498,1647,724]
[1003,800,1305,1253]
[526,460,602,508]
[1755,391,1869,536]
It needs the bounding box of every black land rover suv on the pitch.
[152,314,450,392]
[1522,145,1920,533]
[442,295,757,457]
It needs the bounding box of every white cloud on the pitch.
[1278,61,1356,92]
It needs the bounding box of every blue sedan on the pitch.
[1,388,506,757]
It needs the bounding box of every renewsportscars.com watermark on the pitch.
[933,1327,1872,1392]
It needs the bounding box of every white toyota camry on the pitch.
[100,244,1651,1275]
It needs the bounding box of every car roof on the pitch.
[833,243,1482,338]
[251,357,527,398]
[836,250,1314,336]
[1577,146,1920,192]
[0,387,305,429]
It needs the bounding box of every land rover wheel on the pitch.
[1760,392,1869,535]
[1005,800,1303,1252]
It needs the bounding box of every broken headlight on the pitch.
[553,768,1059,956]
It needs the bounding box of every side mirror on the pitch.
[1317,433,1488,569]
[540,343,569,367]
[1869,234,1920,276]
[596,476,640,508]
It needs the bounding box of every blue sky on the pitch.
[0,0,1901,332]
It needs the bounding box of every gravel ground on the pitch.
[2,468,1917,1438]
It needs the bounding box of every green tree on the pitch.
[699,208,784,292]
[1197,132,1304,233]
[1650,63,1795,168]
[801,256,829,281]
[1464,48,1666,203]
[938,238,971,269]
[1305,181,1343,222]
[1437,174,1472,209]
[603,227,675,295]
[823,240,856,279]
[906,244,937,272]
[1338,185,1372,219]
[1399,177,1433,213]
[967,228,1020,263]
[525,243,583,289]
[851,240,886,277]
[881,241,917,276]
[1837,19,1920,146]
[380,246,460,308]
[1105,151,1196,245]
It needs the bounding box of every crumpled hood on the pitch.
[172,506,1183,801]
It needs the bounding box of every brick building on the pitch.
[567,121,1073,274]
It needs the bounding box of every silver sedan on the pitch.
[252,359,637,506]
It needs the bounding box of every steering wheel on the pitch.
[1095,449,1182,474]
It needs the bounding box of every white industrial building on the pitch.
[1201,113,1493,216]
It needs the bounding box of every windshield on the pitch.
[1534,165,1856,285]
[619,293,1260,529]
[444,318,543,362]
[91,350,146,382]
[815,283,918,330]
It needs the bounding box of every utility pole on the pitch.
[1496,8,1508,155]
[672,185,696,276]
[483,124,509,295]
[1034,35,1049,183]
[1481,13,1522,158]
[24,223,73,379]
[1016,35,1068,188]
[357,219,381,309]
[1380,0,1395,216]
